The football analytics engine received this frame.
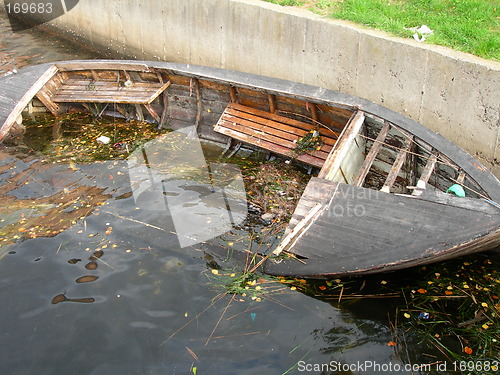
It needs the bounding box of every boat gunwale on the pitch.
[1,59,499,203]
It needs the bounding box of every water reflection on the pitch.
[0,136,409,374]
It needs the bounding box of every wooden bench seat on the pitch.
[52,79,171,104]
[214,103,339,168]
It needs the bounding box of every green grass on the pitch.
[262,0,500,60]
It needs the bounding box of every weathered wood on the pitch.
[381,135,414,193]
[457,170,466,184]
[159,92,169,129]
[318,110,365,180]
[0,65,59,141]
[56,61,149,72]
[219,113,333,151]
[264,180,500,277]
[285,177,339,235]
[35,86,61,116]
[144,104,161,123]
[135,104,144,121]
[309,102,318,123]
[418,152,438,184]
[222,109,336,147]
[194,78,202,130]
[214,103,338,168]
[216,125,325,168]
[52,79,171,105]
[268,94,277,114]
[354,121,391,186]
[273,203,324,256]
[229,86,238,103]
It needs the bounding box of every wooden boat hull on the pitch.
[1,60,498,278]
[263,178,500,277]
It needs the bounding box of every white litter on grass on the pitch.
[404,24,434,42]
[96,135,111,144]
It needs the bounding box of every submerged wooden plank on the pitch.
[353,121,391,186]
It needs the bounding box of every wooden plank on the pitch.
[263,181,500,277]
[268,94,277,114]
[144,104,161,123]
[418,152,438,184]
[35,73,64,116]
[457,170,466,184]
[0,65,59,141]
[135,104,144,121]
[286,177,338,234]
[353,121,391,186]
[229,86,238,103]
[58,80,166,88]
[272,203,324,256]
[318,110,365,180]
[231,103,339,138]
[220,114,334,151]
[218,118,330,159]
[227,105,339,142]
[55,61,150,72]
[225,108,336,146]
[215,126,324,168]
[309,102,318,123]
[194,78,202,130]
[381,135,414,193]
[52,80,171,104]
[144,80,171,104]
[159,91,169,129]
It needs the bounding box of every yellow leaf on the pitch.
[211,269,219,275]
[404,313,411,318]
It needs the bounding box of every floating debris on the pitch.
[75,275,99,284]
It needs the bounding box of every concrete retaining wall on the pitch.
[19,0,500,175]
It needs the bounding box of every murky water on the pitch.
[0,11,466,375]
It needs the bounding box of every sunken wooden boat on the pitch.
[1,60,499,278]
